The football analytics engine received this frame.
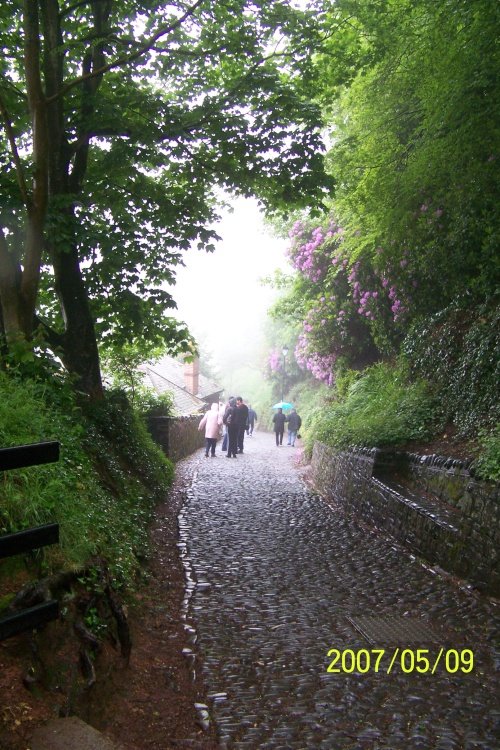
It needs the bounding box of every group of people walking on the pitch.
[272,407,302,447]
[198,397,257,458]
[198,399,302,457]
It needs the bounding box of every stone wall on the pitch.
[310,442,500,596]
[147,415,205,462]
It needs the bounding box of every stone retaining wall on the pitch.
[310,442,500,596]
[147,415,205,462]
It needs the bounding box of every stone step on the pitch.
[31,716,127,750]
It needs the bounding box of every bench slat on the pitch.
[0,601,59,641]
[0,523,60,559]
[0,441,60,472]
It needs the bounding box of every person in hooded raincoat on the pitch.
[198,402,223,457]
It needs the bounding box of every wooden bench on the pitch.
[0,442,60,640]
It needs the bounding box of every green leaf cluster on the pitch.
[403,297,500,435]
[475,425,500,483]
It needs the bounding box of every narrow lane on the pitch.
[179,431,499,749]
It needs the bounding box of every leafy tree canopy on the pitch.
[0,0,332,395]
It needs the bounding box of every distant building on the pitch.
[139,355,223,416]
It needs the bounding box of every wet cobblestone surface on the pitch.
[178,432,499,749]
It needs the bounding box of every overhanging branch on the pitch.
[0,92,30,208]
[47,0,206,103]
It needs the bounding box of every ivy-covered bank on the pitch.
[0,371,174,587]
[262,0,499,481]
[264,298,500,483]
[302,298,500,482]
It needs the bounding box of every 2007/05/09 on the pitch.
[326,648,474,674]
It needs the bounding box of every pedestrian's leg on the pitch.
[228,426,237,457]
[204,438,209,457]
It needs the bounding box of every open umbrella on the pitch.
[272,401,294,410]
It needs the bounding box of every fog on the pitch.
[170,197,291,394]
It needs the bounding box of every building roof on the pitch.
[139,356,223,417]
[151,355,222,400]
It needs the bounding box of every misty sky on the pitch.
[170,197,291,377]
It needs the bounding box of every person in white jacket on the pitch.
[198,402,223,457]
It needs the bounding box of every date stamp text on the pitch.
[326,648,474,674]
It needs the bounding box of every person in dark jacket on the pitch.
[286,408,302,446]
[272,408,286,446]
[221,397,233,452]
[246,406,257,436]
[223,397,239,458]
[235,396,249,453]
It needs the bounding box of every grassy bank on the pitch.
[0,372,174,587]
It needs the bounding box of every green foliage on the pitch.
[265,0,499,468]
[321,0,500,312]
[474,425,500,483]
[1,0,331,390]
[304,363,441,455]
[82,389,174,503]
[403,298,500,435]
[287,377,330,432]
[0,373,174,587]
[101,342,176,415]
[133,388,174,418]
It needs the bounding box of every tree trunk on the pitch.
[40,0,104,399]
[0,229,23,341]
[52,233,103,399]
[22,0,49,339]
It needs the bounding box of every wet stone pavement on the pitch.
[177,431,499,749]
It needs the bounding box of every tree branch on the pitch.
[59,0,93,19]
[0,92,31,208]
[47,0,206,103]
[33,313,65,350]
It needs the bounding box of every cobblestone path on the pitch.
[178,431,499,749]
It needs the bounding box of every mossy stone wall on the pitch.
[311,443,500,596]
[147,416,205,462]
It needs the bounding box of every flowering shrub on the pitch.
[268,349,283,373]
[273,208,476,389]
[284,218,401,384]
